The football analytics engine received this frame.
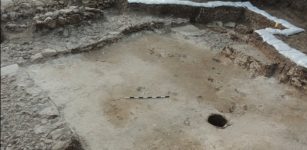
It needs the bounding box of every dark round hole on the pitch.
[207,114,228,128]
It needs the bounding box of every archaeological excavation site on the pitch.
[1,0,307,149]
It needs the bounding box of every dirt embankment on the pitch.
[250,0,307,23]
[250,0,307,11]
[192,0,307,26]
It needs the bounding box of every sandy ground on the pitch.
[21,26,307,150]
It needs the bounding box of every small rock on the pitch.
[184,118,190,126]
[63,29,70,37]
[39,106,59,119]
[42,48,57,57]
[41,119,48,124]
[206,22,216,28]
[224,22,236,28]
[44,17,57,29]
[36,6,44,12]
[207,21,224,27]
[52,141,70,150]
[57,17,67,26]
[249,61,262,71]
[1,64,19,76]
[5,23,17,31]
[208,77,214,82]
[136,86,145,92]
[216,21,223,27]
[58,0,65,5]
[44,12,54,18]
[109,31,120,35]
[49,128,66,140]
[291,78,303,87]
[56,48,71,54]
[17,57,26,65]
[287,68,296,75]
[235,24,253,34]
[67,14,81,24]
[5,23,27,32]
[44,139,54,144]
[20,2,31,9]
[234,54,249,66]
[5,146,13,150]
[279,73,289,83]
[2,14,8,20]
[34,125,49,134]
[223,46,234,55]
[31,53,43,62]
[8,12,18,20]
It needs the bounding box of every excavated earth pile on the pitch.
[1,0,307,150]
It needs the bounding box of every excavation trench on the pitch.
[130,3,278,29]
[128,3,306,89]
[24,3,304,89]
[2,1,307,150]
[24,27,307,149]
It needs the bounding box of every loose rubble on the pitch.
[33,6,104,29]
[220,46,278,77]
[1,75,82,150]
[30,53,44,62]
[278,65,307,89]
[220,46,307,89]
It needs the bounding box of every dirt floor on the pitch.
[16,26,307,149]
[1,1,307,150]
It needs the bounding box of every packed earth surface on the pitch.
[1,0,307,150]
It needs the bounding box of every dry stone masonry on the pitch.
[33,6,103,29]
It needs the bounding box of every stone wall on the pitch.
[33,6,104,30]
[57,0,116,8]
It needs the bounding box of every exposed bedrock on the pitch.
[220,46,278,78]
[220,46,307,89]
